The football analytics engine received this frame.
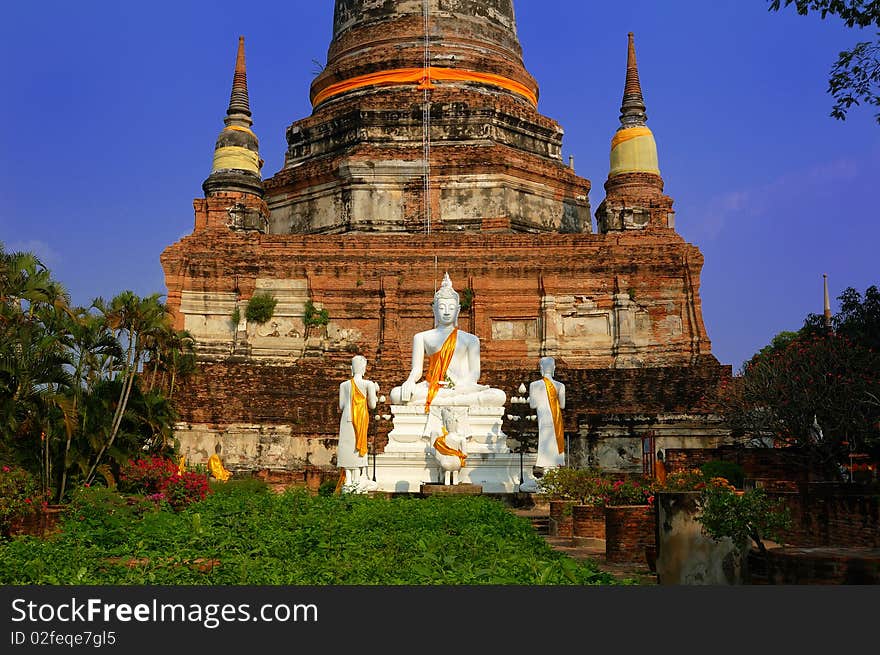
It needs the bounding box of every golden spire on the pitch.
[203,36,264,197]
[608,32,659,177]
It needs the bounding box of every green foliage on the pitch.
[230,306,241,326]
[208,477,270,496]
[661,468,709,491]
[1,243,191,502]
[62,485,156,548]
[318,479,338,497]
[723,284,880,476]
[696,486,792,552]
[699,460,745,488]
[0,465,43,535]
[160,472,211,512]
[244,292,277,324]
[119,456,180,495]
[539,468,656,506]
[0,492,622,585]
[303,300,329,328]
[460,287,475,311]
[767,1,880,123]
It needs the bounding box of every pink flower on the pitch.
[2,466,9,473]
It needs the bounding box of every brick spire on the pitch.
[823,273,833,331]
[203,36,264,198]
[620,32,647,129]
[228,36,252,118]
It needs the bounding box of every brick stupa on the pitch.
[161,0,732,478]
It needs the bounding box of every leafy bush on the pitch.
[0,465,43,535]
[62,485,156,547]
[208,477,269,496]
[245,293,277,324]
[318,479,338,497]
[539,468,656,506]
[303,300,329,328]
[697,486,792,553]
[700,460,745,488]
[119,456,179,495]
[662,468,708,491]
[606,478,656,506]
[160,471,210,511]
[537,467,580,500]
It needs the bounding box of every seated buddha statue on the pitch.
[390,273,506,412]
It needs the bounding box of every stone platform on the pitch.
[420,483,483,496]
[370,450,536,493]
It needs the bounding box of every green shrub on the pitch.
[209,477,270,495]
[318,479,338,497]
[0,465,43,535]
[697,486,792,553]
[118,456,179,495]
[62,486,155,547]
[662,468,708,491]
[245,293,277,324]
[700,460,745,488]
[303,300,329,328]
[160,472,211,512]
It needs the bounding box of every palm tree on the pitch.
[85,292,171,484]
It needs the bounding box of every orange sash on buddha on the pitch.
[544,377,564,454]
[433,429,467,468]
[350,379,369,456]
[424,328,458,413]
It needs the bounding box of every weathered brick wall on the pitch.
[161,229,715,368]
[769,485,880,548]
[604,504,656,564]
[748,548,880,584]
[171,357,729,443]
[664,446,814,482]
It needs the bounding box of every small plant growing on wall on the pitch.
[245,292,277,324]
[230,306,241,327]
[303,300,330,337]
[460,287,475,311]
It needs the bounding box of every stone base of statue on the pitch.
[369,401,532,493]
[420,483,483,496]
[370,450,536,494]
[384,404,509,454]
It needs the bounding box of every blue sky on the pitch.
[1,0,877,371]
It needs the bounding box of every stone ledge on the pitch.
[420,483,483,496]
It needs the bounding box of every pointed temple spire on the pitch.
[620,32,647,128]
[228,36,252,118]
[202,36,264,198]
[823,273,833,331]
[595,32,673,233]
[609,32,659,177]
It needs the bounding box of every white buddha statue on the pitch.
[390,273,506,415]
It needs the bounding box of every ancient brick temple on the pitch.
[161,0,733,477]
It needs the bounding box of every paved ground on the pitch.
[511,507,658,585]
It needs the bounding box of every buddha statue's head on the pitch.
[539,356,556,377]
[351,354,367,376]
[432,272,460,328]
